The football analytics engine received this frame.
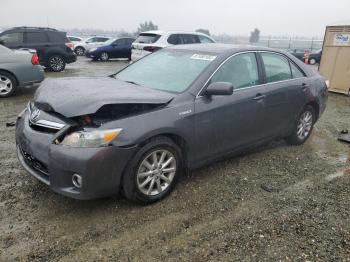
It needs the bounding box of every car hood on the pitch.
[34,77,175,117]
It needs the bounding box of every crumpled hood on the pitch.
[34,77,175,117]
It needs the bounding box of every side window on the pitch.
[0,32,24,45]
[167,34,182,45]
[181,34,200,44]
[127,38,134,45]
[99,37,109,42]
[198,35,214,43]
[290,62,305,78]
[26,32,48,43]
[261,53,292,83]
[211,53,260,89]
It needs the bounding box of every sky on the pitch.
[1,0,350,37]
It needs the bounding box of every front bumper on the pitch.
[15,111,137,200]
[85,51,99,59]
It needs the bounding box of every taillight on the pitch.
[31,53,39,65]
[143,46,162,52]
[65,42,74,50]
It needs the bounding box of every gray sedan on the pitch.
[0,45,44,97]
[16,44,328,203]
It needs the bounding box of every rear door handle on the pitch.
[253,93,266,101]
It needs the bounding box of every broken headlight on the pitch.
[60,128,122,148]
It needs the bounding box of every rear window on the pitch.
[134,33,161,44]
[68,37,81,41]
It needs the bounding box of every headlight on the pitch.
[89,48,97,52]
[61,128,122,148]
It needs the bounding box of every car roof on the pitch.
[167,43,284,55]
[140,30,213,36]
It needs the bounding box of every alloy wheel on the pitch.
[0,75,13,95]
[297,111,313,140]
[100,52,109,61]
[136,149,177,196]
[50,56,64,71]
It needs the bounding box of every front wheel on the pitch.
[286,105,315,145]
[0,71,17,98]
[100,52,109,61]
[122,137,183,204]
[48,55,66,72]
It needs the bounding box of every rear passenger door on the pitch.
[259,52,308,137]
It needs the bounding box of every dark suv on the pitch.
[0,27,77,72]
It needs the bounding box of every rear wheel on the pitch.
[122,137,183,204]
[48,55,66,72]
[0,71,17,98]
[100,52,109,61]
[286,105,315,145]
[75,46,85,56]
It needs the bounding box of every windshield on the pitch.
[115,50,216,93]
[104,38,117,45]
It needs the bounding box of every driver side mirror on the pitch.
[204,82,234,96]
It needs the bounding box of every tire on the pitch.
[309,58,317,65]
[0,71,17,98]
[47,55,66,72]
[75,46,85,56]
[286,105,315,145]
[100,52,109,61]
[122,136,183,204]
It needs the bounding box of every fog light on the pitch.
[72,174,82,188]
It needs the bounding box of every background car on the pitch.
[0,27,76,72]
[308,49,322,65]
[0,44,44,97]
[286,48,308,62]
[85,37,135,61]
[73,36,111,55]
[131,30,215,61]
[67,36,85,55]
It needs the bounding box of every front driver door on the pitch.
[194,52,267,163]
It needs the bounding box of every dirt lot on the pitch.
[0,57,349,261]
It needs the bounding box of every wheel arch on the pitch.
[0,69,19,86]
[306,100,320,120]
[138,133,189,169]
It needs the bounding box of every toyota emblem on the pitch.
[30,108,40,122]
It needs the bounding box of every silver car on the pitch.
[0,45,45,97]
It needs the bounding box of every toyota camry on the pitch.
[16,44,328,203]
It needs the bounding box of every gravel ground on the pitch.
[0,57,349,261]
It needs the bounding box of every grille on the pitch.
[20,147,49,178]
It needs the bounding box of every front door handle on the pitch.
[253,93,266,101]
[301,83,309,91]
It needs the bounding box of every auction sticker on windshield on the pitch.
[191,54,217,61]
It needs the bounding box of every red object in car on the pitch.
[31,53,40,65]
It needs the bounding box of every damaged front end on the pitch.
[28,101,168,148]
